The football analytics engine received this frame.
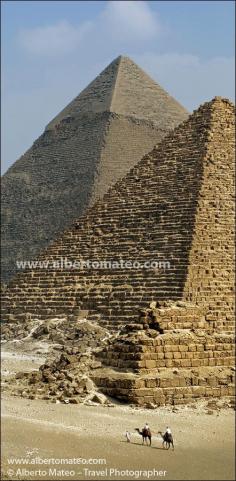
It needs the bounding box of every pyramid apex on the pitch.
[118,55,134,62]
[192,96,235,116]
[210,96,235,108]
[101,54,137,69]
[113,54,133,61]
[46,55,188,131]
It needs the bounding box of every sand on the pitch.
[1,343,235,481]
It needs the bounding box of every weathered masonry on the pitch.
[1,56,187,282]
[1,97,235,406]
[2,97,234,333]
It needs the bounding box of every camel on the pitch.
[135,428,152,446]
[158,431,174,450]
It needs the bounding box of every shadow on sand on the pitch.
[120,441,168,451]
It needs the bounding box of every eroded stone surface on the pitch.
[1,56,187,282]
[2,98,234,331]
[1,97,235,407]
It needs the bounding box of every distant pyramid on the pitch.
[1,56,188,282]
[46,55,187,130]
[2,97,234,335]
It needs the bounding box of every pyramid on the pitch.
[1,56,188,282]
[2,97,235,338]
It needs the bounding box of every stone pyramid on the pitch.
[1,56,188,282]
[2,97,234,341]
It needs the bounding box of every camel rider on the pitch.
[144,423,149,431]
[165,427,172,437]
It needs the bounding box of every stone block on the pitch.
[145,378,157,388]
[145,360,156,369]
[179,346,188,352]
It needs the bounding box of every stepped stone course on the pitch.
[1,56,187,282]
[93,301,235,406]
[3,302,234,407]
[2,97,234,330]
[1,96,235,407]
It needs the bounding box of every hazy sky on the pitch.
[1,0,235,174]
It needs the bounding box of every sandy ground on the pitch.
[1,343,235,481]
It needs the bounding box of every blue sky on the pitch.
[1,0,235,173]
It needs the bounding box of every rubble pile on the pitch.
[3,318,114,405]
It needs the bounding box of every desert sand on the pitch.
[1,345,235,481]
